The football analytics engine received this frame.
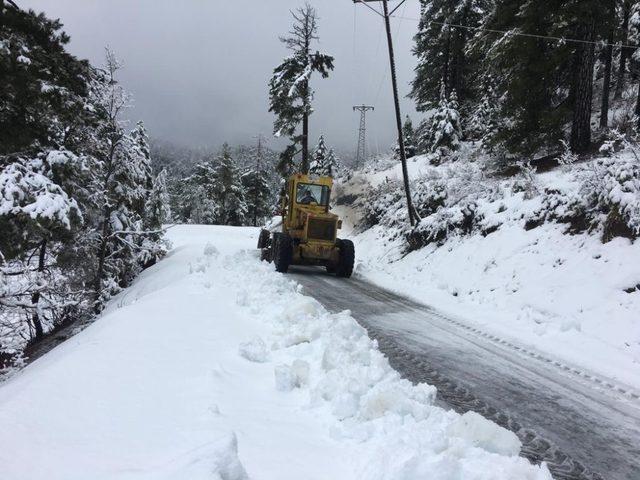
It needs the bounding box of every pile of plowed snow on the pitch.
[0,225,551,480]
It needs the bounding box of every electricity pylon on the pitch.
[353,105,374,168]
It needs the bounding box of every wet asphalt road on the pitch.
[290,266,640,480]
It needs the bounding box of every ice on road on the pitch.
[0,225,551,480]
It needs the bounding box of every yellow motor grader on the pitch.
[258,173,355,277]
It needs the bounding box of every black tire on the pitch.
[274,233,293,273]
[257,229,270,249]
[325,265,336,274]
[336,239,355,278]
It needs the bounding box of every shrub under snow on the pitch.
[351,146,640,250]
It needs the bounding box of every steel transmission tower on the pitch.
[353,105,374,167]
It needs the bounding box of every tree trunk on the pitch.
[600,3,616,129]
[635,81,640,129]
[30,239,47,340]
[93,207,112,312]
[442,27,451,95]
[302,97,309,174]
[615,1,631,100]
[571,21,596,153]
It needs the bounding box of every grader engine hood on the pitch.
[303,211,339,242]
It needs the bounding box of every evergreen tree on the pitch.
[242,168,273,226]
[181,157,219,224]
[310,135,327,173]
[213,145,247,226]
[615,0,634,100]
[475,0,610,155]
[399,116,418,158]
[146,168,171,229]
[0,150,83,338]
[426,88,463,160]
[0,1,93,155]
[411,0,492,111]
[466,77,499,145]
[325,149,340,176]
[86,52,160,308]
[310,135,339,176]
[269,3,334,175]
[630,2,640,128]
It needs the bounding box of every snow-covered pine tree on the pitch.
[213,145,248,226]
[0,3,93,156]
[180,157,219,224]
[629,2,640,129]
[466,77,499,146]
[0,150,83,339]
[86,52,160,309]
[146,168,171,229]
[410,0,492,112]
[268,3,334,175]
[310,135,339,176]
[310,135,327,174]
[325,149,340,177]
[396,116,418,158]
[426,87,463,161]
[139,160,171,269]
[242,167,273,227]
[615,1,634,100]
[474,0,609,155]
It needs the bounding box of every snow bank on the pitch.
[335,154,640,390]
[0,225,551,480]
[220,232,551,479]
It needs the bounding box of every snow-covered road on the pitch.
[291,267,640,480]
[0,225,551,480]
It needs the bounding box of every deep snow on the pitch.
[0,225,551,480]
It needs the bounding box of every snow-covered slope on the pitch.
[0,225,550,480]
[334,154,640,390]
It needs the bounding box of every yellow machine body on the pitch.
[281,173,342,265]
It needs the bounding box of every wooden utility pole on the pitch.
[352,0,417,226]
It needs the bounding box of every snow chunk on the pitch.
[275,359,310,391]
[448,411,521,456]
[211,433,250,480]
[238,337,268,363]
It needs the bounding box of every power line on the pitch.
[391,16,640,50]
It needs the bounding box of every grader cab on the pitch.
[258,173,355,277]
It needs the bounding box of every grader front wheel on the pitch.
[336,239,355,278]
[273,233,293,273]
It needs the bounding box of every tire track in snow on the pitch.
[290,267,640,480]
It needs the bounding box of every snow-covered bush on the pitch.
[360,179,407,231]
[580,154,640,241]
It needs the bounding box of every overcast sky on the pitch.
[21,0,422,155]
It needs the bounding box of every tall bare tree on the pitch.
[268,3,334,174]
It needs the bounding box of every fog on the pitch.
[20,0,421,155]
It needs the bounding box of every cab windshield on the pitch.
[296,183,330,206]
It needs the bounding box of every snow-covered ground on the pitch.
[0,225,550,480]
[335,153,640,390]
